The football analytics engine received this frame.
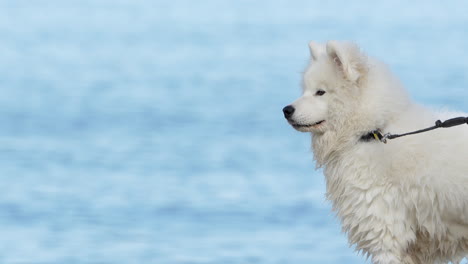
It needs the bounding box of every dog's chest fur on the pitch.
[319,142,468,263]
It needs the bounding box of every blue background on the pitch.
[0,0,467,263]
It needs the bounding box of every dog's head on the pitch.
[283,41,368,133]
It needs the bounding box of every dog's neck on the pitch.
[311,130,351,167]
[311,122,381,167]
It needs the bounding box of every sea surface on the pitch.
[0,1,468,263]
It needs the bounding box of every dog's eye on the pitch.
[315,90,326,96]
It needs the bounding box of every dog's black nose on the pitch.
[283,105,295,119]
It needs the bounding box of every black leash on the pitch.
[363,117,468,144]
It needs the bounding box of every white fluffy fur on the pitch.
[285,41,468,264]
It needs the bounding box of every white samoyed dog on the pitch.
[283,41,468,264]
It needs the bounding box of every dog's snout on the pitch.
[283,105,295,119]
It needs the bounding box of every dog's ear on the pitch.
[309,41,325,61]
[326,41,367,83]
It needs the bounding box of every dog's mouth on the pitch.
[290,120,325,128]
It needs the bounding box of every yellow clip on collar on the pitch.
[373,132,380,141]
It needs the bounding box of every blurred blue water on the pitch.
[0,0,468,263]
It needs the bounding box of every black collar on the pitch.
[360,130,384,142]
